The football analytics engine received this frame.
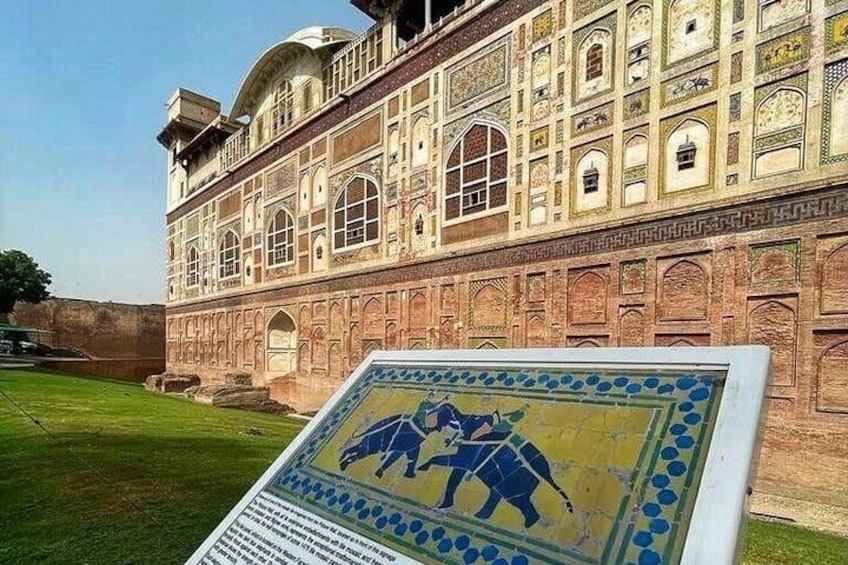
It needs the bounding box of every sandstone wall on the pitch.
[166,190,848,517]
[13,298,165,359]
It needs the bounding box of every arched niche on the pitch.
[266,310,297,375]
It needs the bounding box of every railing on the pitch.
[221,127,250,170]
[323,22,383,101]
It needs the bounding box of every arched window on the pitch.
[267,208,295,266]
[167,241,175,262]
[444,123,508,221]
[273,80,294,132]
[186,246,199,287]
[667,0,714,65]
[586,44,604,80]
[333,176,380,251]
[218,230,240,279]
[576,29,612,100]
[664,118,710,193]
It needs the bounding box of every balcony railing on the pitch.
[221,127,250,170]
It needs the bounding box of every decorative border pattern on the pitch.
[167,185,848,314]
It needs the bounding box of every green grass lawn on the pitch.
[1,368,845,564]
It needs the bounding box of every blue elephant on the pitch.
[417,406,574,528]
[338,398,493,479]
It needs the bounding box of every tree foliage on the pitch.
[0,249,52,315]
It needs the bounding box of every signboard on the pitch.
[188,347,770,565]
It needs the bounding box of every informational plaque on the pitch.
[188,347,770,565]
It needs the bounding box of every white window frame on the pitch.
[332,174,381,253]
[218,230,241,280]
[266,208,295,267]
[186,245,200,288]
[443,121,509,226]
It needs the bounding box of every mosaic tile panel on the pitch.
[447,38,511,114]
[733,0,745,24]
[822,59,848,164]
[727,132,741,166]
[624,89,650,121]
[729,93,742,122]
[264,364,725,565]
[826,12,848,54]
[530,127,550,152]
[661,64,718,107]
[574,0,615,21]
[532,9,553,43]
[572,103,614,136]
[730,52,743,84]
[755,27,811,74]
[661,0,721,70]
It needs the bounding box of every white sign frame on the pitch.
[187,346,770,565]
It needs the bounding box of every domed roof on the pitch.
[229,27,357,119]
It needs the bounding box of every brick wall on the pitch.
[13,298,165,359]
[165,192,848,513]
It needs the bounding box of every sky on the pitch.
[0,0,371,304]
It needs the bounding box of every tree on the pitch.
[0,250,52,322]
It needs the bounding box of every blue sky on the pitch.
[0,1,371,304]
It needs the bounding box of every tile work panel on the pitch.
[266,364,724,565]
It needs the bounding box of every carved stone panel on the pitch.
[568,267,609,325]
[750,240,800,285]
[619,308,645,347]
[658,256,710,322]
[655,333,711,346]
[814,331,848,413]
[620,260,646,295]
[748,297,798,388]
[819,236,848,314]
[363,297,384,337]
[526,313,547,348]
[527,273,547,304]
[469,278,508,331]
[408,290,428,329]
